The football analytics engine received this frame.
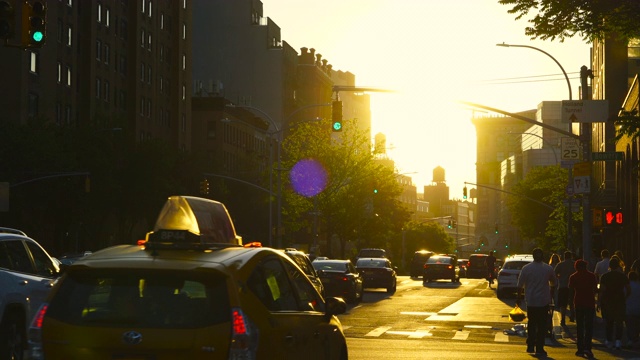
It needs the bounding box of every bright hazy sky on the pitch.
[264,0,591,196]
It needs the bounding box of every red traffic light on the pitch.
[603,209,623,227]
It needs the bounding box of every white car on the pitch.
[496,254,533,299]
[0,227,60,359]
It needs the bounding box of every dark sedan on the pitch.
[356,257,397,293]
[312,259,363,304]
[423,254,460,283]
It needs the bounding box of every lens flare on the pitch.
[289,159,327,197]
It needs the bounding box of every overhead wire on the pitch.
[472,72,581,86]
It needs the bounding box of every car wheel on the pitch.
[387,280,396,294]
[0,311,25,360]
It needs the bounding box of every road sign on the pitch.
[592,151,623,161]
[561,100,609,123]
[561,137,580,160]
[574,176,590,194]
[573,162,591,176]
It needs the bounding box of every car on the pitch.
[0,227,60,360]
[410,250,433,278]
[312,259,363,304]
[57,251,93,267]
[466,253,489,278]
[457,258,469,278]
[355,257,397,293]
[423,254,460,283]
[281,248,325,297]
[497,254,534,299]
[28,196,348,360]
[355,248,386,260]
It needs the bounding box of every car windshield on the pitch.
[45,269,229,328]
[312,261,347,272]
[468,256,487,267]
[356,259,387,268]
[427,256,451,264]
[503,261,531,270]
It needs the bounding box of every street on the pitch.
[340,276,640,360]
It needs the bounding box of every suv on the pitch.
[0,227,60,359]
[410,250,433,278]
[497,254,534,299]
[356,248,386,260]
[28,196,348,360]
[466,253,489,278]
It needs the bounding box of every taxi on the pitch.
[28,196,348,360]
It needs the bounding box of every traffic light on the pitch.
[0,0,14,40]
[603,208,623,227]
[494,223,499,234]
[462,186,467,199]
[23,0,46,48]
[199,179,209,195]
[331,100,342,132]
[447,220,452,229]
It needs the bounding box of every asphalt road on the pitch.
[340,276,640,360]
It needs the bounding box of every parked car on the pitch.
[355,248,386,260]
[0,227,60,359]
[281,248,325,297]
[497,254,534,299]
[355,257,397,293]
[457,258,469,278]
[312,259,363,304]
[423,254,460,283]
[410,250,433,278]
[466,253,489,278]
[28,196,348,360]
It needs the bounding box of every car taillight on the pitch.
[28,303,48,360]
[229,308,257,360]
[447,265,452,269]
[423,265,429,269]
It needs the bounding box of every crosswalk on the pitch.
[342,325,528,343]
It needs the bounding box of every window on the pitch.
[105,8,110,27]
[0,241,34,273]
[147,66,151,84]
[65,105,71,124]
[182,23,186,40]
[104,81,109,101]
[159,76,163,92]
[67,26,72,46]
[182,54,185,70]
[29,52,38,73]
[147,99,151,117]
[148,0,152,17]
[159,45,163,62]
[140,29,145,47]
[66,0,72,6]
[66,66,71,86]
[181,114,186,131]
[140,63,144,82]
[97,3,102,23]
[140,97,145,115]
[182,85,185,100]
[96,78,101,98]
[160,13,164,29]
[147,33,151,50]
[141,0,145,13]
[247,257,298,312]
[26,242,57,277]
[96,40,102,60]
[104,44,110,64]
[183,0,186,9]
[57,62,61,83]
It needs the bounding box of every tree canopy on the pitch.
[498,0,640,42]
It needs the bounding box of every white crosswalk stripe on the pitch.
[364,326,391,337]
[452,330,470,340]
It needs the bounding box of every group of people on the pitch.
[515,248,640,358]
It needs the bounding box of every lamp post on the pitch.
[226,103,331,248]
[496,43,572,101]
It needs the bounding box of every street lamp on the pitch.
[496,43,572,101]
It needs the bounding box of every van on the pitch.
[410,250,433,278]
[466,253,489,278]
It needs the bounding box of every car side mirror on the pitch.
[325,296,347,316]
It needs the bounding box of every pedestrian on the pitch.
[517,248,556,356]
[626,271,640,348]
[614,250,626,273]
[598,256,631,350]
[555,251,576,325]
[549,253,561,307]
[486,250,497,287]
[594,249,610,284]
[629,258,639,277]
[569,259,598,358]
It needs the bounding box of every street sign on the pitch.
[592,151,623,161]
[574,176,590,194]
[573,162,591,176]
[561,100,609,123]
[561,137,580,160]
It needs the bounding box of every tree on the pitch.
[498,0,640,42]
[505,165,578,251]
[400,221,455,256]
[281,118,411,259]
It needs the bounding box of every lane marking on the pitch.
[400,311,437,316]
[495,332,509,342]
[452,330,470,340]
[365,326,391,337]
[386,330,432,339]
[342,326,352,331]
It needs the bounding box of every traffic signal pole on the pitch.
[580,66,593,262]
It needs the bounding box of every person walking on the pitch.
[486,250,497,287]
[517,248,556,356]
[598,257,631,350]
[555,251,576,325]
[594,249,610,284]
[549,253,560,309]
[626,271,640,349]
[569,259,598,358]
[614,250,626,273]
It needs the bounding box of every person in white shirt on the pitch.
[594,249,611,283]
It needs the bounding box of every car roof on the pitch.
[0,227,27,236]
[505,254,534,261]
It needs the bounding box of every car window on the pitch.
[0,240,33,273]
[247,257,299,312]
[468,255,487,267]
[503,261,531,270]
[45,269,229,328]
[281,260,324,312]
[287,253,315,277]
[427,256,451,264]
[25,241,58,277]
[312,262,346,272]
[356,259,386,268]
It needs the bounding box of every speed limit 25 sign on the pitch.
[561,137,580,160]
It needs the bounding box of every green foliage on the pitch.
[400,221,455,255]
[614,109,640,143]
[505,165,575,251]
[281,118,411,258]
[498,0,640,42]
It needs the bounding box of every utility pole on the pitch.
[580,65,594,261]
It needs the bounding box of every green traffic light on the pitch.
[332,122,342,131]
[32,31,43,42]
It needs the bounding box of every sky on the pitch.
[263,0,592,196]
